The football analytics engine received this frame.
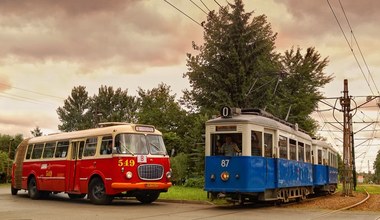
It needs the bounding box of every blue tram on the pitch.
[204,107,338,203]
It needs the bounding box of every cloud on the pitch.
[0,0,201,73]
[0,75,11,92]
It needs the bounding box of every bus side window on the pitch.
[55,141,69,158]
[100,136,113,155]
[26,144,33,160]
[84,137,97,157]
[31,144,44,159]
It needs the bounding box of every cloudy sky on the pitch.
[0,0,379,172]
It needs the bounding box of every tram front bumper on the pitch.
[111,182,172,190]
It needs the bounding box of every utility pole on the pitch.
[340,79,353,196]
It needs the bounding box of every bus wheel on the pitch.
[135,191,160,204]
[11,186,18,195]
[88,178,112,205]
[28,177,41,200]
[68,193,86,199]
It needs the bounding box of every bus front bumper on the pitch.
[111,182,172,190]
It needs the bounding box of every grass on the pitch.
[0,183,10,188]
[356,184,380,194]
[159,185,208,201]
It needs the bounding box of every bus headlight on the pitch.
[125,171,133,179]
[220,171,230,182]
[166,169,172,179]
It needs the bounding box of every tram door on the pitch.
[68,140,85,192]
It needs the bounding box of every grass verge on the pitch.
[159,185,208,201]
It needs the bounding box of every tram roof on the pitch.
[206,112,311,139]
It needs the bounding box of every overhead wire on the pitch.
[326,0,375,95]
[163,0,203,27]
[338,0,380,95]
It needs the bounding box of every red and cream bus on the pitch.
[11,122,172,205]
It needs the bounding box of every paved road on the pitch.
[1,187,379,220]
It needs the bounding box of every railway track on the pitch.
[308,190,371,219]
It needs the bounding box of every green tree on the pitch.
[0,134,23,159]
[90,85,139,124]
[137,83,186,133]
[170,152,190,185]
[183,0,279,115]
[31,126,43,137]
[137,83,189,153]
[57,86,92,131]
[373,150,380,184]
[267,47,333,134]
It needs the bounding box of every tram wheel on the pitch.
[88,178,112,205]
[135,191,160,204]
[28,177,41,200]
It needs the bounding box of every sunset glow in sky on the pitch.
[0,0,379,172]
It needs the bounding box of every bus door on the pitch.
[68,140,85,192]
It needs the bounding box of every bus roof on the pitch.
[28,123,161,144]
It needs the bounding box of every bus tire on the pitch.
[88,178,112,205]
[135,191,160,204]
[28,177,41,200]
[68,193,86,199]
[11,186,18,195]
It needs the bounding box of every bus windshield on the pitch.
[115,133,167,155]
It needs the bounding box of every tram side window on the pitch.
[317,149,322,164]
[31,144,44,159]
[305,144,311,163]
[279,136,288,159]
[298,142,304,162]
[55,141,69,158]
[251,131,262,156]
[43,142,56,159]
[84,137,97,157]
[264,133,273,157]
[100,136,113,155]
[289,139,297,160]
[26,145,33,159]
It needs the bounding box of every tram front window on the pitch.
[211,133,242,156]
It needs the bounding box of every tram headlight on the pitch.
[220,171,230,182]
[125,171,133,179]
[166,169,172,179]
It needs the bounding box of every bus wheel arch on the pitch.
[88,176,113,205]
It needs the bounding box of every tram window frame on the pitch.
[317,149,322,164]
[83,137,97,157]
[210,133,242,156]
[298,142,305,162]
[31,143,44,159]
[289,139,297,160]
[55,141,69,158]
[305,144,311,163]
[279,135,288,159]
[43,142,56,159]
[251,131,262,156]
[25,144,33,160]
[264,133,273,157]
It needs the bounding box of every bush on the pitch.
[184,177,204,188]
[170,153,190,185]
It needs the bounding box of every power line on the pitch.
[338,0,380,95]
[200,0,211,12]
[326,0,375,95]
[189,0,208,15]
[163,0,203,27]
[0,82,64,100]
